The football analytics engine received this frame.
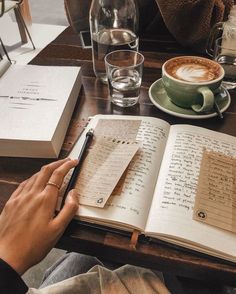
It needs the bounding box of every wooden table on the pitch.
[1,27,236,287]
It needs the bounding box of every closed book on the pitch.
[0,61,82,158]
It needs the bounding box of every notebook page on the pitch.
[63,115,170,231]
[145,125,236,258]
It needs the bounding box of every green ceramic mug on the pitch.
[162,56,225,113]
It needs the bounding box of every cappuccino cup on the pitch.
[162,56,225,113]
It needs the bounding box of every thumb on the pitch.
[53,190,79,229]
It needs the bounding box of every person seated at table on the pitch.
[0,158,170,294]
[64,0,235,53]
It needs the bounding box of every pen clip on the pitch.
[86,128,94,138]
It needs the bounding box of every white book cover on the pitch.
[0,61,82,158]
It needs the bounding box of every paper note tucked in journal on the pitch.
[193,150,236,233]
[94,119,141,140]
[75,137,140,208]
[92,118,142,196]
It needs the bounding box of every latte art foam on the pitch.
[175,64,215,82]
[165,57,222,83]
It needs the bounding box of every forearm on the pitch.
[0,258,28,294]
[155,0,234,51]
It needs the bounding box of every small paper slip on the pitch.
[94,119,142,196]
[94,119,141,140]
[193,150,236,233]
[75,137,141,208]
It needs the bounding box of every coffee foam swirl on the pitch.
[175,64,215,82]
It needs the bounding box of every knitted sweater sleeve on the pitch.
[155,0,234,51]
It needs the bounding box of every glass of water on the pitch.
[105,50,144,107]
[213,37,236,89]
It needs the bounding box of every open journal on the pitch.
[61,114,236,263]
[0,60,82,158]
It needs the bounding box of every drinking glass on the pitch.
[105,50,144,107]
[213,37,236,89]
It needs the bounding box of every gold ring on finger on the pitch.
[46,181,60,190]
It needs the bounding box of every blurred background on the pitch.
[29,0,68,25]
[0,0,71,63]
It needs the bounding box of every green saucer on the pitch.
[149,78,231,119]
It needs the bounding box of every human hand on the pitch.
[0,158,79,275]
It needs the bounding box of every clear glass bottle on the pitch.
[89,0,139,83]
[206,5,236,56]
[222,5,236,49]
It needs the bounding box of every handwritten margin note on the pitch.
[93,119,142,196]
[193,149,236,233]
[75,137,141,208]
